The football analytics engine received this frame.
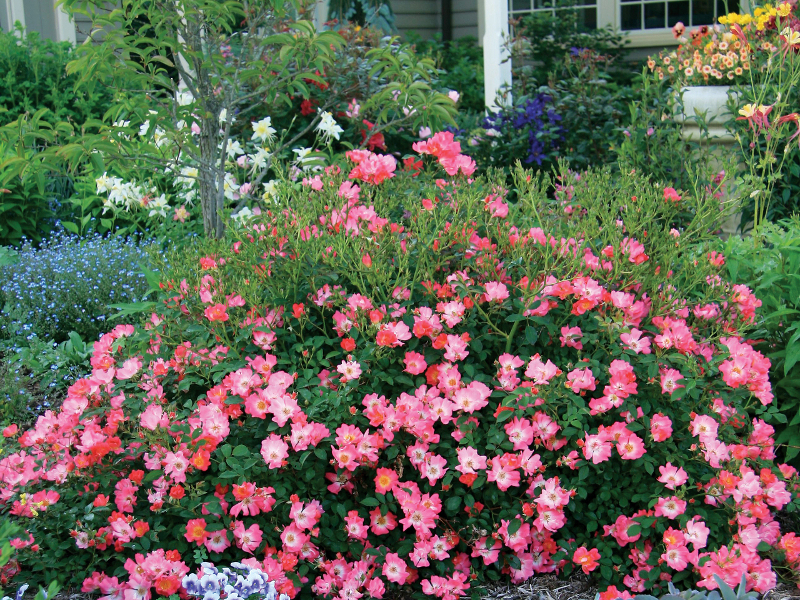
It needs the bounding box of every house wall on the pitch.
[25,0,59,42]
[393,0,440,39]
[452,0,478,39]
[393,0,480,40]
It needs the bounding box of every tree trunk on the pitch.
[199,121,224,239]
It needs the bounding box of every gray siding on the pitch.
[394,0,479,40]
[394,0,440,39]
[452,0,478,39]
[25,0,58,41]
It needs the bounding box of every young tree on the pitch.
[57,0,455,237]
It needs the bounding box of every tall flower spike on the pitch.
[776,112,800,147]
[731,23,749,45]
[780,26,800,58]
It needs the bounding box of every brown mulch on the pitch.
[46,575,800,600]
[478,573,597,600]
[477,574,800,600]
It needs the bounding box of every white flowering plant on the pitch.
[39,0,458,239]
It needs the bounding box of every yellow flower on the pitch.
[739,104,757,118]
[754,7,764,16]
[778,2,792,16]
[719,14,729,23]
[783,28,800,46]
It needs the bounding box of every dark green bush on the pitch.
[0,27,113,246]
[0,26,110,126]
[410,34,485,114]
[722,218,800,466]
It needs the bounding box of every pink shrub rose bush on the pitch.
[0,145,798,600]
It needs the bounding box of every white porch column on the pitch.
[4,0,25,33]
[482,0,512,111]
[313,0,329,30]
[55,0,77,44]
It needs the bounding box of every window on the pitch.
[620,0,738,30]
[510,0,598,31]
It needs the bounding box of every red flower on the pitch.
[573,546,601,573]
[459,473,478,487]
[154,575,180,596]
[204,303,229,322]
[340,338,356,351]
[403,156,423,175]
[361,120,387,151]
[300,99,317,116]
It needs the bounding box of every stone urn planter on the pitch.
[674,85,738,142]
[674,85,746,236]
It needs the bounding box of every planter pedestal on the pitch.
[675,85,744,236]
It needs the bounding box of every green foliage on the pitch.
[0,26,111,127]
[632,575,758,600]
[0,148,56,247]
[722,218,800,464]
[616,76,736,203]
[0,27,112,247]
[543,52,638,172]
[328,0,397,33]
[410,35,485,114]
[0,333,93,427]
[516,4,630,88]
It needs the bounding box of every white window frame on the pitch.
[507,0,750,47]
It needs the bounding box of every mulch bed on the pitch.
[45,574,800,600]
[478,574,800,600]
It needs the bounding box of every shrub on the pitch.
[0,27,112,247]
[410,35,485,115]
[462,20,635,177]
[516,5,630,88]
[0,332,94,427]
[542,49,637,172]
[721,218,800,466]
[0,141,797,600]
[466,93,564,175]
[0,233,152,344]
[0,140,69,248]
[0,27,110,127]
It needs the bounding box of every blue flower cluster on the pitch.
[0,231,151,344]
[183,563,288,600]
[483,94,563,165]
